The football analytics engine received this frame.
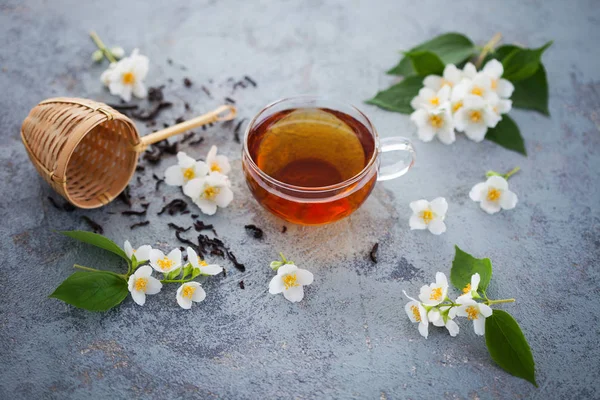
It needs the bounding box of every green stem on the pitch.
[486,166,520,180]
[475,32,502,69]
[485,298,516,305]
[74,264,127,279]
[89,31,117,63]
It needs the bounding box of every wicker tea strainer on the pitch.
[21,97,236,209]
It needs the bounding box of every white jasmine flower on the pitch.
[149,248,182,274]
[482,59,515,99]
[409,197,448,235]
[423,64,464,91]
[462,62,478,80]
[449,83,467,115]
[419,272,449,306]
[454,94,501,142]
[457,273,481,302]
[183,172,234,215]
[186,247,223,276]
[428,306,460,337]
[102,48,149,102]
[176,282,206,309]
[410,106,455,144]
[269,264,314,303]
[488,93,513,116]
[123,240,152,263]
[410,85,451,111]
[127,265,162,306]
[469,175,518,214]
[451,297,492,336]
[403,291,429,338]
[110,46,125,59]
[164,151,209,187]
[206,146,231,175]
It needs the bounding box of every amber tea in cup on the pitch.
[242,97,416,225]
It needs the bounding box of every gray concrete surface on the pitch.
[1,0,599,398]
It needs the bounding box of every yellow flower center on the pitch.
[466,306,479,320]
[203,186,220,199]
[429,114,444,128]
[183,167,195,180]
[491,79,498,90]
[122,72,135,85]
[134,277,148,292]
[486,188,501,202]
[441,78,453,88]
[157,257,174,271]
[210,162,221,172]
[452,101,463,113]
[421,209,433,224]
[469,110,482,123]
[430,287,443,301]
[429,96,440,106]
[471,86,483,96]
[282,273,299,290]
[197,257,208,267]
[182,285,196,299]
[463,283,472,294]
[411,305,421,322]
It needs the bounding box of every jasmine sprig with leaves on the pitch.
[403,245,536,386]
[366,32,552,155]
[90,31,125,63]
[50,231,221,311]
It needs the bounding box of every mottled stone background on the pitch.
[1,0,599,399]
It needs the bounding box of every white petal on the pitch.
[135,245,152,262]
[473,318,486,335]
[124,240,134,259]
[177,294,193,309]
[418,322,429,339]
[132,54,149,80]
[187,247,199,268]
[145,277,162,295]
[127,275,135,291]
[483,108,501,128]
[480,200,502,214]
[183,178,204,199]
[464,123,488,142]
[195,199,218,215]
[471,273,481,291]
[206,145,218,163]
[405,301,420,322]
[119,85,132,103]
[457,296,476,306]
[479,304,493,318]
[445,319,459,337]
[132,82,147,99]
[277,264,298,276]
[201,265,223,275]
[469,182,487,202]
[443,64,462,83]
[483,59,503,79]
[283,285,304,302]
[428,309,443,326]
[167,249,182,267]
[497,99,512,114]
[269,276,284,294]
[177,152,196,168]
[453,109,467,131]
[402,290,418,303]
[215,155,231,175]
[456,293,473,303]
[295,269,314,286]
[136,265,153,278]
[437,123,456,145]
[409,199,429,213]
[417,123,436,142]
[429,197,448,216]
[194,161,210,177]
[423,75,443,90]
[108,81,124,96]
[462,63,477,79]
[164,165,184,186]
[436,272,448,288]
[410,108,428,127]
[463,94,485,109]
[428,219,446,235]
[214,186,234,208]
[437,85,451,101]
[496,79,514,98]
[192,285,206,302]
[418,285,431,304]
[131,290,146,306]
[486,175,509,190]
[499,190,518,210]
[409,215,427,230]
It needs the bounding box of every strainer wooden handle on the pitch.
[135,104,236,152]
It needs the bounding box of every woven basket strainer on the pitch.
[21,97,236,209]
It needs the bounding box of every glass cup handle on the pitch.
[377,137,416,181]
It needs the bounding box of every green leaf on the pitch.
[511,64,550,116]
[50,271,128,312]
[60,230,128,261]
[191,267,201,279]
[485,310,537,386]
[165,268,181,280]
[502,41,552,82]
[182,264,193,279]
[493,45,521,61]
[485,115,527,156]
[450,245,493,292]
[405,51,445,76]
[388,33,476,76]
[365,76,423,114]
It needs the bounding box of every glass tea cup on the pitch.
[242,96,416,225]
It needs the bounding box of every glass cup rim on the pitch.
[243,95,381,193]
